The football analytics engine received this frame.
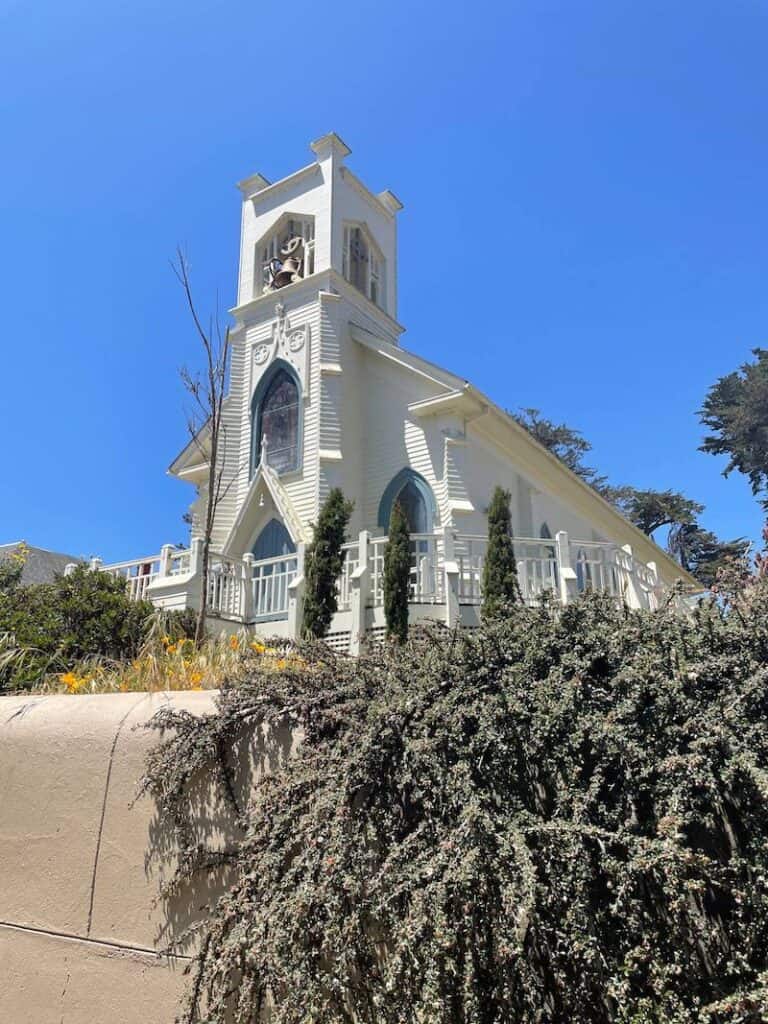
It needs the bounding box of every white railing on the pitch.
[100,532,666,624]
[169,549,191,575]
[207,555,243,619]
[571,541,625,599]
[454,535,559,606]
[516,538,559,601]
[338,542,360,612]
[100,556,161,602]
[367,533,444,607]
[252,553,298,620]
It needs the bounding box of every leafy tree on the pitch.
[514,407,743,584]
[667,522,749,588]
[482,486,519,617]
[302,488,353,639]
[605,486,703,536]
[0,543,26,594]
[700,348,768,509]
[511,407,609,492]
[383,500,410,642]
[142,584,768,1024]
[0,566,155,691]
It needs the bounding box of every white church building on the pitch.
[98,134,698,650]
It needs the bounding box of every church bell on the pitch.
[271,236,304,290]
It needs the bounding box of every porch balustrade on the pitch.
[96,530,665,632]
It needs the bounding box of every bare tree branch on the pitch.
[172,248,232,644]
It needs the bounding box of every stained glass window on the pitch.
[256,369,299,474]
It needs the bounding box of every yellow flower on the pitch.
[229,635,240,650]
[276,658,287,670]
[60,671,86,694]
[189,671,203,686]
[161,635,171,646]
[166,643,177,655]
[250,641,266,654]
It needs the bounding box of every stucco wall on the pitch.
[0,692,298,1024]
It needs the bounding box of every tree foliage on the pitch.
[302,488,353,639]
[141,585,768,1023]
[700,348,768,510]
[0,565,156,691]
[514,407,745,582]
[607,486,703,536]
[482,485,519,617]
[668,523,750,589]
[384,499,410,642]
[512,407,609,492]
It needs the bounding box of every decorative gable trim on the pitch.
[222,463,309,557]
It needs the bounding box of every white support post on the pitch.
[621,544,643,609]
[287,542,306,641]
[159,544,174,579]
[186,538,205,611]
[442,525,461,629]
[350,531,370,655]
[89,557,103,572]
[555,531,577,605]
[189,537,204,575]
[242,553,255,622]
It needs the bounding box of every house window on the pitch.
[342,224,384,309]
[258,217,315,294]
[252,366,300,475]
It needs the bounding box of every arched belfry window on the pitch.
[342,224,384,309]
[252,364,300,476]
[378,469,437,533]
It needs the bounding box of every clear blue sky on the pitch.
[1,0,766,561]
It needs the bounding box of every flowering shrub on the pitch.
[0,565,157,691]
[141,586,768,1023]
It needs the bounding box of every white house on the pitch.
[98,133,699,650]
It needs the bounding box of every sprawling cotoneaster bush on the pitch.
[141,587,768,1024]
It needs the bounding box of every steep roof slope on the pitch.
[0,543,84,585]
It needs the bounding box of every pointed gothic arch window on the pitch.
[252,519,296,560]
[378,469,437,533]
[251,364,301,476]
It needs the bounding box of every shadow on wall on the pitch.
[0,691,301,1024]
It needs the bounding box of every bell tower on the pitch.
[234,132,402,322]
[218,134,404,552]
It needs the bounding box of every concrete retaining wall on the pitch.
[0,691,295,1023]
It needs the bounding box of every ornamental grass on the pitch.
[35,625,299,695]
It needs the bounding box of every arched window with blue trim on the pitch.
[252,519,296,560]
[251,363,300,475]
[378,469,437,534]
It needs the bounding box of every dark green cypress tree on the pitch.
[302,488,353,639]
[384,500,411,643]
[482,486,519,618]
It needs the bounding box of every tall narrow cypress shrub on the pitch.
[302,488,353,639]
[482,485,519,618]
[384,500,410,642]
